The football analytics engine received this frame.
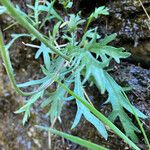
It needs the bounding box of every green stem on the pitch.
[56,80,141,150]
[36,126,108,150]
[0,31,55,96]
[0,31,31,96]
[0,0,69,61]
[84,16,92,33]
[123,92,150,150]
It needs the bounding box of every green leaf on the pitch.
[104,71,147,119]
[15,91,44,114]
[104,71,147,141]
[56,80,141,150]
[15,90,44,125]
[94,6,109,17]
[59,0,73,9]
[90,6,109,19]
[73,46,146,142]
[6,33,31,50]
[38,1,63,21]
[26,0,40,27]
[67,14,85,32]
[82,63,106,94]
[0,6,6,14]
[35,43,52,70]
[79,28,101,47]
[17,76,49,87]
[88,41,131,63]
[99,33,117,45]
[36,126,108,150]
[80,52,110,92]
[72,74,108,139]
[52,21,61,39]
[34,0,39,25]
[22,108,30,125]
[66,2,73,8]
[41,87,66,123]
[98,46,130,63]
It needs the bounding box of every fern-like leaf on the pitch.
[72,73,108,139]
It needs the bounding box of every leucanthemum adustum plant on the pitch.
[0,0,149,149]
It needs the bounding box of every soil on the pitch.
[0,1,150,150]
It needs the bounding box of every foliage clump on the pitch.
[0,0,147,144]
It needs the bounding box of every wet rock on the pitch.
[106,0,150,64]
[106,0,150,39]
[124,40,150,66]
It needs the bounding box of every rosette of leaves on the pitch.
[1,1,147,142]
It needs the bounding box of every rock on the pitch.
[124,40,150,65]
[106,0,150,40]
[106,0,150,64]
